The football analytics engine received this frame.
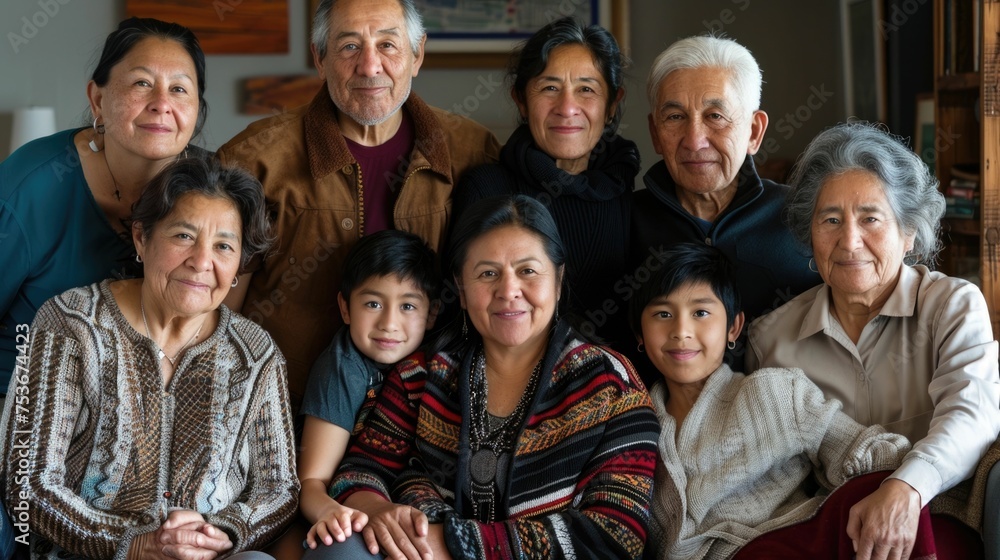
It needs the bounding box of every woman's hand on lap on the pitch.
[304,500,368,548]
[847,479,921,560]
[344,492,431,560]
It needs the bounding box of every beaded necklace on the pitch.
[468,347,543,523]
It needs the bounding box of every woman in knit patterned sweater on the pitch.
[311,196,658,560]
[0,158,298,559]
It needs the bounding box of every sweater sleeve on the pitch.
[790,371,911,489]
[434,357,658,560]
[4,327,158,559]
[203,351,299,552]
[328,354,426,503]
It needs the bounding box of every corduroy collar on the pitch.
[302,86,453,182]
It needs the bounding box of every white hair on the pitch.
[311,0,425,58]
[646,35,762,114]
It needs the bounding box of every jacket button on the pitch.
[341,218,354,230]
[341,165,352,174]
[705,238,713,246]
[140,514,154,524]
[288,257,296,264]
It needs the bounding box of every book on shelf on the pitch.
[946,183,978,199]
[944,196,980,219]
[951,162,981,182]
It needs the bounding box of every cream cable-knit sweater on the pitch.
[648,365,910,560]
[0,281,299,559]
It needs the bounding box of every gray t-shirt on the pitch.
[300,326,386,433]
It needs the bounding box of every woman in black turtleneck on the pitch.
[452,16,640,345]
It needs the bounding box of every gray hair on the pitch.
[646,35,762,114]
[785,122,945,265]
[311,0,425,59]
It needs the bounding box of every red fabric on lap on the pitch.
[731,471,982,560]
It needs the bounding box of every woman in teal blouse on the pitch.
[0,17,208,392]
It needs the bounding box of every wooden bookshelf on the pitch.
[933,0,999,336]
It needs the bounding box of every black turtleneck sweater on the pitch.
[452,125,641,344]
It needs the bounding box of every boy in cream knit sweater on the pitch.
[629,243,910,560]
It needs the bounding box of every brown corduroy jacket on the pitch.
[218,89,499,410]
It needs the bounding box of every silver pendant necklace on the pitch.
[468,347,543,523]
[140,294,201,365]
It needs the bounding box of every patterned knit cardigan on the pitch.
[0,281,299,559]
[330,321,659,559]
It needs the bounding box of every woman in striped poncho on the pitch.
[306,195,658,560]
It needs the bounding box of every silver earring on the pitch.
[231,277,239,288]
[808,258,818,273]
[637,342,645,354]
[89,116,105,152]
[727,340,736,350]
[135,254,142,263]
[461,313,468,339]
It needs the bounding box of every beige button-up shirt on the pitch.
[748,264,1000,506]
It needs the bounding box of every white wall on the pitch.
[0,0,845,178]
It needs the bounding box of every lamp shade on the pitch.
[10,106,56,155]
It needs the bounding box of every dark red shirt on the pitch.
[345,112,415,234]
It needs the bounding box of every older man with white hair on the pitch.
[218,0,500,411]
[630,36,819,340]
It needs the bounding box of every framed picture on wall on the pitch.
[840,0,887,122]
[307,0,630,69]
[126,0,289,54]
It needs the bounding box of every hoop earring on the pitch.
[231,277,239,288]
[727,340,736,350]
[808,258,818,273]
[135,254,142,263]
[89,116,105,152]
[637,342,645,354]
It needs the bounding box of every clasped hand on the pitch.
[132,509,233,560]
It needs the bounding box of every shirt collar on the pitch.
[797,264,918,340]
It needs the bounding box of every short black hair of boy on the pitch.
[628,243,742,337]
[340,230,440,303]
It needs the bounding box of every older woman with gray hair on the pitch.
[1,157,298,560]
[748,122,1000,560]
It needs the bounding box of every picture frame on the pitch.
[307,0,630,69]
[840,0,887,122]
[126,0,289,54]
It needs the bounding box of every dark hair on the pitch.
[341,230,440,303]
[628,243,742,337]
[92,17,208,138]
[435,195,567,353]
[510,16,627,134]
[131,157,274,273]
